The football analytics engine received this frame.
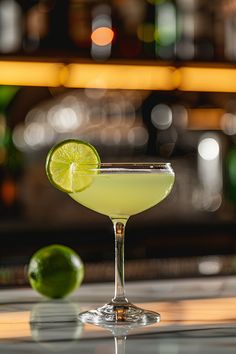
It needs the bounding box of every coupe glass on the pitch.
[69,162,175,328]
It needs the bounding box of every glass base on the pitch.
[78,302,160,331]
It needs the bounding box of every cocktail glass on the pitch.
[69,162,175,328]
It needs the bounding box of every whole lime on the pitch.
[28,245,84,299]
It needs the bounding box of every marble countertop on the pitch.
[1,276,236,353]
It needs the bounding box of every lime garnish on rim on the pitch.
[45,139,100,193]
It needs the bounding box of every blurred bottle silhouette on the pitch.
[0,86,23,219]
[155,0,177,60]
[0,0,23,54]
[225,144,236,204]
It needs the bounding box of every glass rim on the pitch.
[76,162,174,173]
[99,162,171,165]
[97,162,172,168]
[79,162,172,166]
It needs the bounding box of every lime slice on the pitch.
[46,139,100,193]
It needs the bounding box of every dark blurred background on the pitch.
[1,0,236,286]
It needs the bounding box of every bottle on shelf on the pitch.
[0,86,23,219]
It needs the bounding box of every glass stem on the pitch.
[114,336,127,354]
[111,218,129,304]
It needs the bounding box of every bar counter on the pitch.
[1,276,236,353]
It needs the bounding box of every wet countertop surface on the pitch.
[1,276,236,353]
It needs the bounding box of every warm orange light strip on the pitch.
[0,61,236,92]
[0,311,30,339]
[0,61,65,87]
[179,67,236,92]
[65,64,176,90]
[188,108,225,130]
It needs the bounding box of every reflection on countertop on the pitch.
[1,277,236,352]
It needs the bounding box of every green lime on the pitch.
[45,139,100,193]
[28,245,84,299]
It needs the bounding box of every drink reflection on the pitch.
[30,301,83,352]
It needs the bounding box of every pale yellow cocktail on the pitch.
[70,171,174,218]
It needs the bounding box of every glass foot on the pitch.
[78,302,160,330]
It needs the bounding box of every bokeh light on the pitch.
[198,138,220,161]
[221,112,236,135]
[91,27,114,46]
[151,104,172,130]
[24,122,45,148]
[155,1,176,46]
[127,126,149,147]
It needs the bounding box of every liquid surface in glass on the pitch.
[70,171,175,218]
